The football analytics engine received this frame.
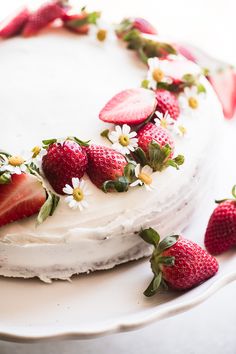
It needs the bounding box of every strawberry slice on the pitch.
[209,68,236,119]
[0,6,29,38]
[133,18,157,35]
[0,174,46,227]
[99,88,157,125]
[22,1,66,37]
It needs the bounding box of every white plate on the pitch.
[0,67,235,345]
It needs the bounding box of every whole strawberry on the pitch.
[86,144,128,191]
[137,122,175,155]
[155,89,180,120]
[136,122,184,172]
[42,140,88,195]
[132,17,157,35]
[0,6,29,38]
[22,1,66,37]
[140,228,219,295]
[204,185,236,255]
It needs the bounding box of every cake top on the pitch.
[0,1,222,235]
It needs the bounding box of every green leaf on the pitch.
[157,256,175,266]
[100,129,110,138]
[144,273,162,297]
[37,192,60,225]
[173,155,185,166]
[197,83,206,94]
[87,11,101,25]
[42,138,57,146]
[132,147,148,166]
[157,235,179,253]
[0,172,11,184]
[139,228,160,247]
[148,142,172,171]
[141,79,150,89]
[232,185,236,199]
[102,176,129,193]
[69,136,90,147]
[0,151,11,158]
[182,73,196,84]
[123,162,136,183]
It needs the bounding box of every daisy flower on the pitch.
[63,178,91,211]
[90,19,114,42]
[147,57,173,89]
[130,164,155,191]
[109,124,138,155]
[154,111,175,129]
[0,155,27,175]
[30,145,47,169]
[179,86,204,116]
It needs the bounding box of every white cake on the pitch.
[0,26,223,282]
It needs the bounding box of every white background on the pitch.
[1,0,236,353]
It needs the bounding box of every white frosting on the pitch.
[0,29,223,281]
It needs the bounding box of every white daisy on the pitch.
[90,19,114,42]
[30,146,47,169]
[0,155,27,175]
[154,111,175,129]
[63,177,91,211]
[178,86,204,116]
[147,57,173,89]
[109,124,138,155]
[130,164,155,191]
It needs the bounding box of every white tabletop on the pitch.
[0,0,236,353]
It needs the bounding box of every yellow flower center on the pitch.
[97,29,107,42]
[119,134,130,147]
[8,156,25,167]
[31,146,41,158]
[152,68,164,82]
[73,187,84,202]
[188,97,198,109]
[138,172,152,185]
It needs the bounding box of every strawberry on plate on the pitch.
[42,140,88,195]
[22,1,66,37]
[99,88,157,125]
[204,185,236,255]
[0,6,29,38]
[155,89,180,120]
[0,173,46,227]
[140,228,219,295]
[86,144,128,191]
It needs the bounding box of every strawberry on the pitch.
[63,12,89,34]
[140,228,219,295]
[22,1,66,37]
[137,122,174,155]
[173,43,197,63]
[155,89,180,120]
[42,140,88,195]
[133,17,157,35]
[0,7,29,39]
[204,186,236,255]
[0,173,46,227]
[86,144,128,191]
[209,69,236,120]
[99,88,157,125]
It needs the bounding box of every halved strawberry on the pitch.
[22,1,66,37]
[209,68,236,119]
[0,174,46,227]
[0,6,29,38]
[133,17,157,35]
[99,88,157,125]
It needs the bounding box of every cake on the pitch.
[0,4,223,282]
